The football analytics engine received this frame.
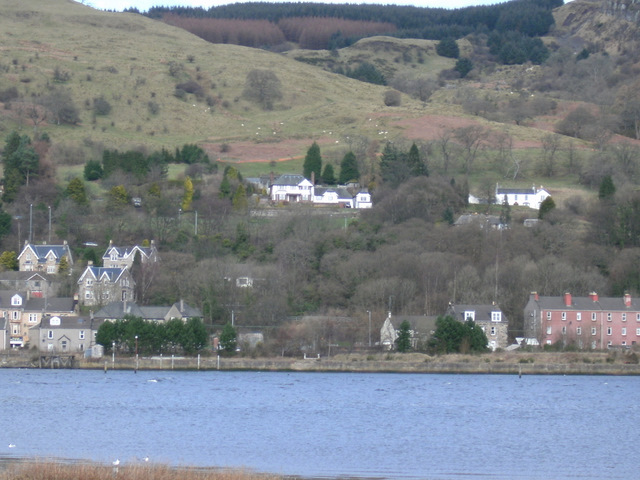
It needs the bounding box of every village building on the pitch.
[17,241,73,274]
[495,184,550,210]
[76,264,135,307]
[446,303,509,351]
[524,292,640,349]
[102,240,158,269]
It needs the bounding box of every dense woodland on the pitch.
[140,0,561,54]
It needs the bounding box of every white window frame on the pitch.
[562,326,567,335]
[47,265,56,274]
[577,312,581,321]
[491,311,501,322]
[576,327,582,335]
[561,312,566,321]
[592,312,597,321]
[607,313,612,322]
[622,313,627,322]
[622,327,627,336]
[591,327,597,336]
[79,330,85,340]
[546,311,551,320]
[607,327,612,336]
[47,330,53,339]
[546,326,552,335]
[28,313,38,323]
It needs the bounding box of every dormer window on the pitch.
[11,294,22,306]
[491,311,501,322]
[464,311,475,322]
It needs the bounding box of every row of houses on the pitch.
[0,299,202,353]
[248,173,372,208]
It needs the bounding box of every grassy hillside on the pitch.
[0,0,434,159]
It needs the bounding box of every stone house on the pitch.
[17,241,73,274]
[102,240,158,269]
[93,300,202,323]
[30,315,103,353]
[446,303,509,351]
[380,313,438,350]
[77,264,135,307]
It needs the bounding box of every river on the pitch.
[0,369,637,479]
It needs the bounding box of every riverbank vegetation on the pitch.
[0,462,281,480]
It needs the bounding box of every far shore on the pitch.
[2,350,640,375]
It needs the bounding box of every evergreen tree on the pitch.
[339,151,360,184]
[65,177,89,206]
[219,175,232,199]
[436,37,459,58]
[598,175,616,201]
[232,184,248,212]
[303,142,322,182]
[321,164,336,185]
[83,159,104,181]
[499,195,511,226]
[538,196,556,220]
[0,251,18,271]
[219,322,237,354]
[395,320,412,352]
[407,143,428,177]
[455,57,473,78]
[2,132,39,202]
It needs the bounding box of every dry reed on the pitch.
[0,461,283,480]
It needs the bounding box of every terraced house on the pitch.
[524,292,640,349]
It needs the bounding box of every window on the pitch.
[11,295,22,306]
[562,312,567,321]
[622,341,627,346]
[637,328,640,336]
[85,292,92,299]
[637,313,640,322]
[622,313,627,322]
[61,340,67,351]
[591,327,597,336]
[607,313,612,321]
[546,326,552,335]
[47,265,56,274]
[102,291,110,300]
[576,327,582,335]
[546,311,551,320]
[592,312,597,321]
[28,313,38,323]
[491,312,501,322]
[47,330,53,339]
[607,327,612,336]
[562,326,567,335]
[79,330,85,340]
[11,324,20,335]
[622,327,627,336]
[12,311,18,320]
[86,279,93,286]
[464,311,475,321]
[490,326,496,336]
[577,312,581,321]
[591,341,597,349]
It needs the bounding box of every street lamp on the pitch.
[135,335,139,373]
[112,341,115,369]
[367,310,372,347]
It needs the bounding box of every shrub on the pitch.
[93,96,112,115]
[383,89,401,106]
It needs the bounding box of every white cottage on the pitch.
[495,184,550,210]
[270,174,314,203]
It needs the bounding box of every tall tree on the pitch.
[395,320,412,352]
[303,142,322,182]
[339,151,360,184]
[219,322,237,354]
[242,69,283,110]
[321,164,336,185]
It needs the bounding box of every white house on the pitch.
[102,240,158,269]
[353,191,372,209]
[270,174,314,202]
[495,184,550,210]
[313,187,354,207]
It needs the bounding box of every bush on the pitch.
[383,90,401,106]
[93,96,112,115]
[436,37,459,59]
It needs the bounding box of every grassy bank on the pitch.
[0,462,281,480]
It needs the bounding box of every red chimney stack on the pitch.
[589,292,599,302]
[624,293,631,307]
[564,292,572,307]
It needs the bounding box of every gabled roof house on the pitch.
[446,303,509,351]
[77,264,134,307]
[103,240,158,269]
[17,241,73,274]
[269,174,314,203]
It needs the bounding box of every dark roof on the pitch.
[39,315,103,330]
[497,187,536,195]
[94,301,145,319]
[24,297,75,312]
[0,290,26,307]
[103,245,154,260]
[80,266,127,283]
[532,295,640,312]
[19,243,72,264]
[447,304,508,323]
[271,174,308,186]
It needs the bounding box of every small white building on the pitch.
[496,184,550,210]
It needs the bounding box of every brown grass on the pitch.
[0,462,282,480]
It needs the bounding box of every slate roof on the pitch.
[24,297,75,313]
[533,295,640,312]
[0,290,25,307]
[79,266,127,283]
[103,245,154,260]
[447,304,508,323]
[271,174,309,186]
[18,243,72,264]
[94,301,202,321]
[497,187,536,195]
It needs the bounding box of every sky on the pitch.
[84,0,514,13]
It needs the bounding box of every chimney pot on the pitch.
[589,292,599,302]
[624,293,631,307]
[564,292,572,307]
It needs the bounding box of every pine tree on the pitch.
[303,142,322,182]
[395,320,412,353]
[339,151,360,184]
[321,164,336,185]
[182,176,194,211]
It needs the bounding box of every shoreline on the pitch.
[3,351,640,375]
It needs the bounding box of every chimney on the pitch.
[563,292,572,307]
[109,239,113,247]
[63,240,67,246]
[531,291,539,301]
[589,292,599,302]
[311,171,315,185]
[88,260,93,266]
[624,293,632,307]
[180,298,184,313]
